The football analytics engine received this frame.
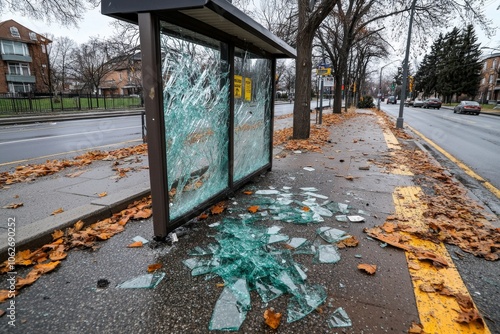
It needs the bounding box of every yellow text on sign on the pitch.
[245,77,252,101]
[234,75,242,98]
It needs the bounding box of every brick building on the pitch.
[0,19,51,94]
[478,52,500,103]
[99,52,142,96]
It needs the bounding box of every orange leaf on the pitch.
[264,308,282,329]
[302,206,310,212]
[247,205,259,213]
[74,220,84,232]
[243,190,253,195]
[147,263,162,272]
[198,212,209,220]
[52,230,64,240]
[98,192,108,197]
[49,246,67,261]
[127,241,143,248]
[33,261,60,274]
[16,270,41,289]
[133,208,152,219]
[0,289,17,303]
[51,208,64,215]
[358,263,377,275]
[211,203,225,215]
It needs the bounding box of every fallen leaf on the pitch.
[52,230,64,240]
[248,205,259,213]
[408,322,424,333]
[264,308,282,329]
[133,208,152,219]
[243,190,253,195]
[302,206,310,212]
[211,202,225,215]
[127,241,143,248]
[66,170,86,178]
[147,263,162,272]
[337,236,359,248]
[0,289,17,303]
[198,212,209,220]
[0,309,5,317]
[74,220,84,231]
[33,261,61,274]
[2,202,23,209]
[358,263,377,275]
[51,208,64,215]
[16,270,41,289]
[49,245,67,261]
[98,192,108,197]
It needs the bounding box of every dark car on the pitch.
[453,101,481,115]
[386,96,397,104]
[422,98,442,109]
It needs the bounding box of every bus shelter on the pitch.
[102,0,296,238]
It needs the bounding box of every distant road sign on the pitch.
[316,68,331,76]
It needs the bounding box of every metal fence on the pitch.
[0,93,143,115]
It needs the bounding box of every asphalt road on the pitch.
[381,103,500,213]
[0,115,143,164]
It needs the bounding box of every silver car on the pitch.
[412,99,424,108]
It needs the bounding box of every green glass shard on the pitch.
[117,272,165,289]
[335,215,348,222]
[287,284,327,323]
[311,206,333,217]
[300,187,318,192]
[266,226,283,234]
[286,237,307,249]
[293,263,308,281]
[188,243,220,256]
[327,307,352,328]
[317,227,350,243]
[302,192,329,199]
[325,202,350,214]
[209,281,248,331]
[293,241,316,255]
[255,189,280,195]
[255,277,285,303]
[315,245,341,264]
[275,271,300,295]
[267,234,289,244]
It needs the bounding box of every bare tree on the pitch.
[49,37,77,94]
[69,37,121,105]
[0,0,99,26]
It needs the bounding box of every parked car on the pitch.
[453,101,481,115]
[386,96,397,104]
[422,98,442,109]
[404,99,414,107]
[412,99,424,108]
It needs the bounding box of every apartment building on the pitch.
[478,52,500,103]
[0,19,51,94]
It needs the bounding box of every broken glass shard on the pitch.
[117,272,165,289]
[302,192,328,199]
[132,236,149,244]
[255,277,285,303]
[303,167,315,171]
[266,226,283,234]
[293,241,316,255]
[347,215,365,223]
[317,227,350,243]
[255,189,280,195]
[293,263,308,281]
[325,202,350,214]
[209,281,249,331]
[287,284,327,323]
[286,238,307,249]
[335,215,348,222]
[300,187,318,192]
[275,271,300,295]
[267,234,289,244]
[311,206,333,217]
[327,307,352,328]
[188,243,220,256]
[315,245,341,264]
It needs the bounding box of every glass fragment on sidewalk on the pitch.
[327,307,352,328]
[117,272,165,289]
[317,227,350,243]
[315,245,341,264]
[209,278,250,331]
[287,284,327,323]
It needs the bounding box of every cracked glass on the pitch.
[160,21,230,220]
[233,48,272,181]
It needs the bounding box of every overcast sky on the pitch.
[1,3,499,50]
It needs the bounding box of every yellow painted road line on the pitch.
[408,125,500,200]
[393,186,490,334]
[378,116,413,176]
[0,139,143,167]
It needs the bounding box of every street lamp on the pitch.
[377,60,398,110]
[396,0,417,129]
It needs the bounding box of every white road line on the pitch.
[0,125,141,145]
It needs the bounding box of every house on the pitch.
[0,19,52,95]
[478,51,500,103]
[99,52,142,96]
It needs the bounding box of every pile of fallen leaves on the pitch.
[373,109,499,261]
[0,196,152,302]
[0,144,147,188]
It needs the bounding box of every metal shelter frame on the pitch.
[102,0,296,239]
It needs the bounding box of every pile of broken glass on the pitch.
[182,187,357,330]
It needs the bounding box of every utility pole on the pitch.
[396,0,417,129]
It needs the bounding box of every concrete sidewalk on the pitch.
[0,109,497,333]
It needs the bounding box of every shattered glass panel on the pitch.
[255,277,285,303]
[160,22,229,220]
[233,48,272,181]
[117,272,165,289]
[327,307,352,328]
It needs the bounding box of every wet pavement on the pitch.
[0,109,498,333]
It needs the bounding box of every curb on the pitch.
[0,183,151,262]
